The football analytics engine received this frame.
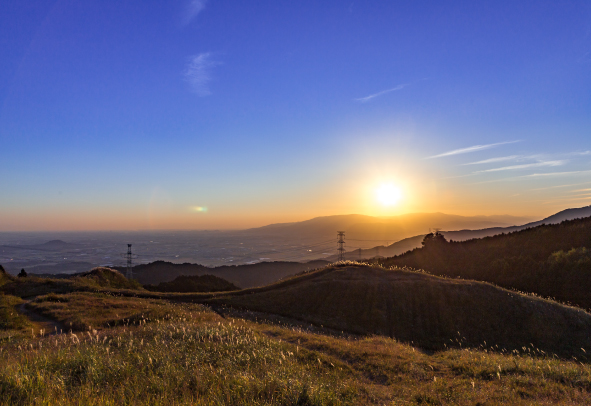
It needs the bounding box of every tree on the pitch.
[421,232,448,248]
[18,268,27,278]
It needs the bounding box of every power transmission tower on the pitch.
[337,231,346,261]
[126,244,133,279]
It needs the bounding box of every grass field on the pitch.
[1,291,591,405]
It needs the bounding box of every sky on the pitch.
[1,0,590,231]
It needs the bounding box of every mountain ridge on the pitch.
[326,205,591,261]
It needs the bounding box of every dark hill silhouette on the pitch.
[207,263,591,360]
[328,205,591,262]
[121,260,329,288]
[443,204,591,241]
[525,205,591,227]
[145,274,239,293]
[377,216,591,309]
[40,240,71,248]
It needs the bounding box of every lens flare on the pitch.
[192,206,208,212]
[376,184,402,206]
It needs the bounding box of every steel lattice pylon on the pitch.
[126,244,133,279]
[337,231,345,261]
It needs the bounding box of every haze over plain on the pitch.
[1,1,590,231]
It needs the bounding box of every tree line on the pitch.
[377,217,591,309]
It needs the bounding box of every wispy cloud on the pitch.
[184,53,219,96]
[469,170,591,185]
[461,155,522,165]
[426,140,520,159]
[523,169,591,178]
[473,160,566,173]
[355,84,409,103]
[182,0,207,26]
[567,150,591,156]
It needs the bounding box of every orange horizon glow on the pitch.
[2,163,589,232]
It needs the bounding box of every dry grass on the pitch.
[26,292,198,332]
[2,264,591,404]
[1,294,590,405]
[0,294,31,340]
[0,303,351,405]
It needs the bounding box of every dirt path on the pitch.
[17,302,65,336]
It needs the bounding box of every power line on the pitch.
[347,238,392,242]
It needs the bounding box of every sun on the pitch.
[376,183,402,207]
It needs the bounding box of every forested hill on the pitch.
[377,216,591,310]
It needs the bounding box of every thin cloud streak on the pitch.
[426,140,520,159]
[355,84,409,103]
[567,150,591,156]
[182,0,207,25]
[468,170,591,185]
[463,150,589,166]
[523,169,591,178]
[184,53,219,96]
[462,155,522,165]
[473,160,566,174]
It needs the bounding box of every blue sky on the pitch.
[1,0,590,230]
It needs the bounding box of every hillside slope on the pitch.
[208,263,591,359]
[378,217,591,309]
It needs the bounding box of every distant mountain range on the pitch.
[244,212,534,243]
[324,205,591,261]
[0,239,77,252]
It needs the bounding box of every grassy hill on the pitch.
[0,267,142,298]
[207,263,591,360]
[145,274,239,293]
[76,267,142,290]
[377,216,591,309]
[2,263,591,404]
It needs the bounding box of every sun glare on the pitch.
[376,184,402,207]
